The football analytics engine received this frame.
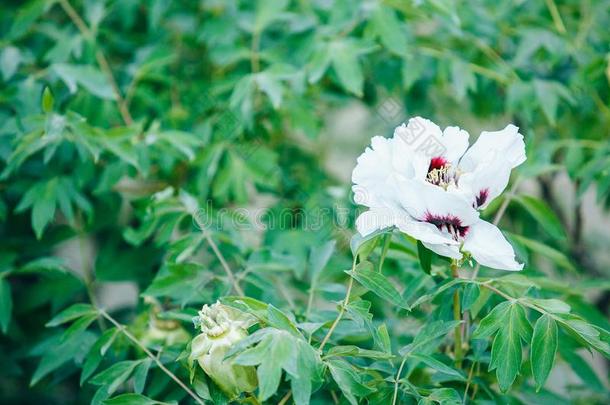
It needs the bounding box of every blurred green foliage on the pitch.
[1,0,610,404]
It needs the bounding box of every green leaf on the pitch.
[103,393,173,405]
[427,387,462,403]
[531,314,558,391]
[462,283,480,312]
[254,0,288,32]
[31,331,96,386]
[347,261,404,307]
[488,302,529,392]
[46,303,97,327]
[513,195,566,240]
[330,40,364,97]
[60,314,97,342]
[369,5,406,55]
[133,358,152,394]
[309,240,336,284]
[417,241,432,274]
[7,0,47,40]
[525,298,571,314]
[307,44,331,84]
[401,320,462,356]
[533,79,573,125]
[91,360,143,395]
[0,277,12,333]
[376,323,391,354]
[350,229,383,260]
[52,64,116,100]
[42,87,54,113]
[81,328,120,384]
[450,59,476,101]
[557,317,610,357]
[1,46,22,81]
[411,354,465,380]
[325,345,393,360]
[267,304,300,336]
[409,278,465,309]
[327,358,374,405]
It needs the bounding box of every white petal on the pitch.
[392,131,429,181]
[454,152,512,209]
[356,207,402,237]
[393,117,444,173]
[352,136,426,209]
[459,124,526,172]
[396,179,479,225]
[396,217,459,245]
[393,117,442,148]
[442,126,469,165]
[462,220,523,271]
[423,242,463,260]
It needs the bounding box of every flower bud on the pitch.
[189,302,257,399]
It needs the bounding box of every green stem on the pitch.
[452,262,463,368]
[391,356,408,405]
[99,310,204,405]
[204,233,245,297]
[318,256,357,352]
[462,361,477,405]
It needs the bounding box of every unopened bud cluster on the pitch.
[189,302,257,399]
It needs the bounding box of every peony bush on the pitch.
[1,1,610,404]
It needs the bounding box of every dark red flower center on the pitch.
[428,156,447,172]
[475,188,489,208]
[424,212,469,240]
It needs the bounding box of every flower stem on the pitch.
[318,256,357,352]
[451,261,463,368]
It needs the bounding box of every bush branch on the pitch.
[98,310,204,405]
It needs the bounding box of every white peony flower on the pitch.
[352,116,525,271]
